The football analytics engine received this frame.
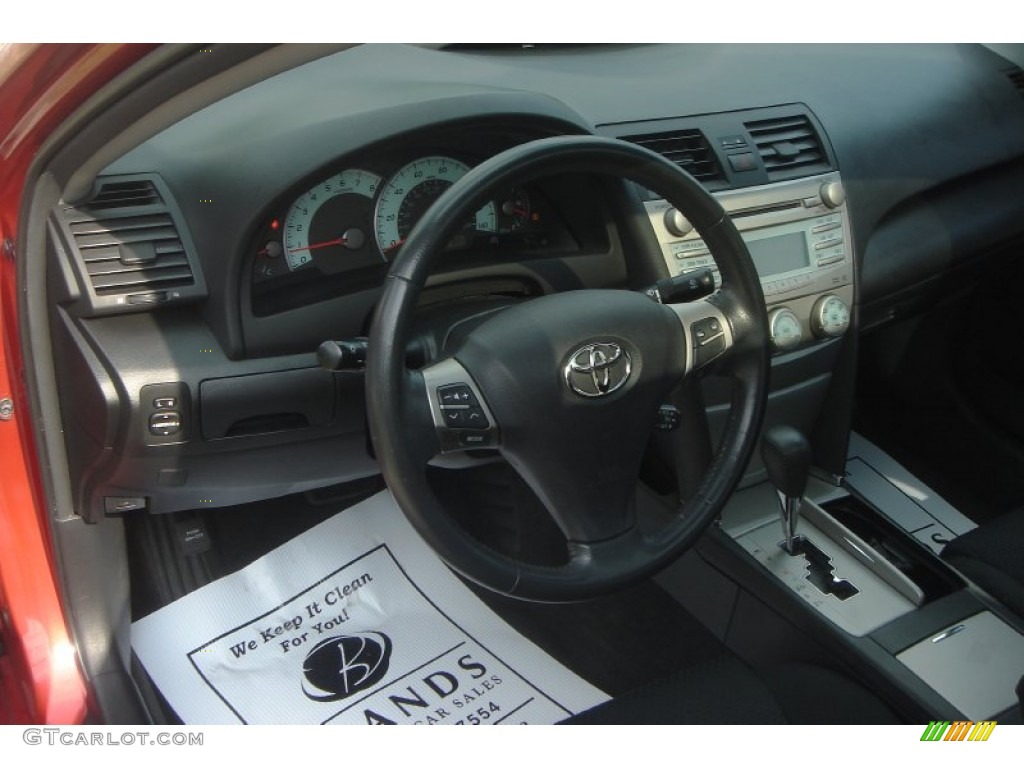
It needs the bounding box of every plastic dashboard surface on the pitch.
[51,44,1024,520]
[99,45,1024,352]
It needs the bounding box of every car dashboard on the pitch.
[43,43,1024,525]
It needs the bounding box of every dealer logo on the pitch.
[301,632,392,702]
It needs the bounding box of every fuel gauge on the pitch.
[497,188,533,233]
[252,230,287,284]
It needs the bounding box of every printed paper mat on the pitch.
[131,491,609,724]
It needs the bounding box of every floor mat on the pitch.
[467,579,729,697]
[131,492,608,725]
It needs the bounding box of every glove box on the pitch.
[199,367,336,440]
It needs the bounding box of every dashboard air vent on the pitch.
[745,114,830,180]
[87,179,163,210]
[619,128,724,183]
[56,174,206,315]
[68,212,193,296]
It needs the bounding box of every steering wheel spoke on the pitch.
[666,296,736,377]
[501,432,642,546]
[419,357,501,454]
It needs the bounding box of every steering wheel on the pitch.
[366,135,769,602]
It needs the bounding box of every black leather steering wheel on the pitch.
[366,135,769,601]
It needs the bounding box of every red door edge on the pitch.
[0,43,157,724]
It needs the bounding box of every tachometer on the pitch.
[374,156,497,258]
[283,169,382,272]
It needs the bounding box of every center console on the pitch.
[619,106,1023,723]
[608,104,859,486]
[656,430,1024,724]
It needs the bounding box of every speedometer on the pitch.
[374,156,497,258]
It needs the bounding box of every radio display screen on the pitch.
[747,232,809,277]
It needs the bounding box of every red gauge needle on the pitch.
[288,236,347,253]
[384,239,406,253]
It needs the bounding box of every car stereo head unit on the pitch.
[643,171,854,352]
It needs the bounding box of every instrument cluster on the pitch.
[249,151,566,316]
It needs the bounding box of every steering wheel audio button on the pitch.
[437,384,477,406]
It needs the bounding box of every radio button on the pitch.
[820,181,847,209]
[817,253,845,267]
[679,255,714,270]
[812,221,841,234]
[768,307,804,352]
[811,295,851,338]
[674,240,707,252]
[664,208,694,237]
[814,237,844,251]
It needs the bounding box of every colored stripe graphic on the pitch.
[945,721,972,741]
[920,720,996,741]
[921,721,950,741]
[968,721,997,741]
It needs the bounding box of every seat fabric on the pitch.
[561,655,899,725]
[942,509,1024,617]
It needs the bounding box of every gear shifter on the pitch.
[761,425,812,555]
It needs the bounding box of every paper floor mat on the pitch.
[131,491,609,724]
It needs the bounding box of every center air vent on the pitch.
[619,128,725,184]
[55,174,206,315]
[745,114,830,180]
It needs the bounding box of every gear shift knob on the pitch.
[761,425,812,554]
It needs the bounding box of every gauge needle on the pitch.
[384,239,406,254]
[288,236,347,253]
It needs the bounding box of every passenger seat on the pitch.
[942,509,1024,617]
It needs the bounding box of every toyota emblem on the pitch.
[564,342,632,398]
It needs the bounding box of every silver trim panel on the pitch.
[643,171,854,351]
[897,612,1024,719]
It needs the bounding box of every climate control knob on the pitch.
[810,294,851,338]
[663,208,694,238]
[768,307,804,352]
[819,181,846,209]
